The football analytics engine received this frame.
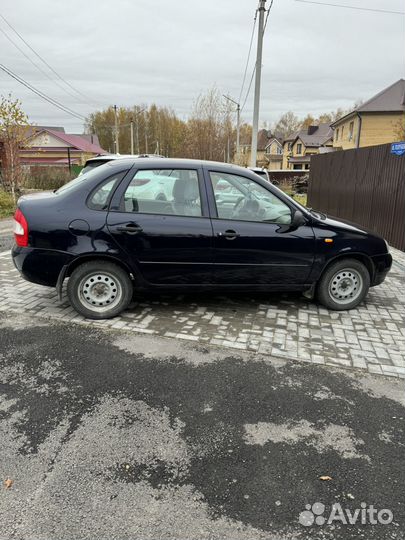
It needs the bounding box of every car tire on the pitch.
[67,260,133,320]
[316,258,370,311]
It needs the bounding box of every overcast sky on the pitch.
[1,0,404,133]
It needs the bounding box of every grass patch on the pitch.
[280,187,307,208]
[291,193,307,207]
[0,189,15,218]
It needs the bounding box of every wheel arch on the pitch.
[319,252,375,283]
[65,253,134,279]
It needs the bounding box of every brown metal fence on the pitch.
[308,144,405,251]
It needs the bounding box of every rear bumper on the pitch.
[370,252,393,286]
[12,246,74,287]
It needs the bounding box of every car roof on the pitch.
[86,153,164,163]
[102,157,262,175]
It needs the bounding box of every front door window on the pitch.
[210,172,291,225]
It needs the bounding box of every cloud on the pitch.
[0,0,403,131]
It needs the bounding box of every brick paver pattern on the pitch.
[1,248,404,378]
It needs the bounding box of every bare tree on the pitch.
[393,115,405,141]
[273,111,301,139]
[184,87,234,161]
[0,94,29,201]
[86,104,187,157]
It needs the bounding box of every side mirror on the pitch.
[290,209,306,231]
[276,209,306,234]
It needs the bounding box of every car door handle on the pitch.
[217,229,240,240]
[116,224,143,235]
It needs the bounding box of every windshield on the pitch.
[269,184,326,219]
[264,182,308,213]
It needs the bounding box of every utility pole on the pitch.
[250,0,266,167]
[113,105,120,154]
[67,147,71,174]
[223,94,240,160]
[144,111,148,154]
[130,118,134,154]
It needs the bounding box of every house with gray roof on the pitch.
[282,123,334,170]
[331,79,405,150]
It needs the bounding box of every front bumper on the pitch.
[370,252,393,287]
[12,246,74,287]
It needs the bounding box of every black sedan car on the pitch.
[12,158,392,319]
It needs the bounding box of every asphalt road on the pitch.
[0,310,404,540]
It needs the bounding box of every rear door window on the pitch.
[121,169,202,217]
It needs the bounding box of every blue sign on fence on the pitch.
[391,142,405,156]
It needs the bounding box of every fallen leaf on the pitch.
[4,478,13,489]
[319,475,332,481]
[347,493,355,500]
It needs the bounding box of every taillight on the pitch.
[14,209,29,247]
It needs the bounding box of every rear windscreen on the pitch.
[81,161,109,175]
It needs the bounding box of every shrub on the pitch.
[24,166,74,191]
[0,189,15,218]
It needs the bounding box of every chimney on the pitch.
[307,125,318,135]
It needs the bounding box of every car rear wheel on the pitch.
[316,258,370,311]
[67,261,133,319]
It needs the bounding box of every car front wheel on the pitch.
[316,258,370,311]
[67,260,133,319]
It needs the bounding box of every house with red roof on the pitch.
[20,126,107,167]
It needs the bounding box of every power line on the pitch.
[238,8,258,104]
[263,0,274,31]
[0,25,85,103]
[0,63,86,120]
[241,0,275,113]
[295,0,405,15]
[0,12,99,106]
[241,66,256,112]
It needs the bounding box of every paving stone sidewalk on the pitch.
[0,249,404,378]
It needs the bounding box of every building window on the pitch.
[349,121,354,141]
[335,128,339,141]
[296,143,302,154]
[288,142,292,151]
[341,126,344,140]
